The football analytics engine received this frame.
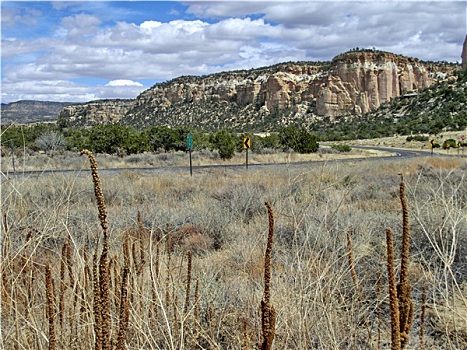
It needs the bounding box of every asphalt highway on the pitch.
[2,146,464,179]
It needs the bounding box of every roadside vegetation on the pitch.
[1,153,466,349]
[1,124,319,160]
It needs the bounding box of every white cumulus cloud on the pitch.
[106,79,143,87]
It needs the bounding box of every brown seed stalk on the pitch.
[386,228,401,350]
[115,233,130,350]
[81,150,108,238]
[92,243,103,350]
[194,279,199,325]
[259,202,276,350]
[81,150,111,350]
[397,174,413,349]
[45,264,56,350]
[59,242,67,329]
[184,251,192,315]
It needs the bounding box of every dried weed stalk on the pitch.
[115,233,130,350]
[258,202,276,350]
[397,175,413,349]
[184,251,192,315]
[92,244,103,350]
[386,228,401,350]
[45,264,56,350]
[81,149,111,350]
[386,175,414,350]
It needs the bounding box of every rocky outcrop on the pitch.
[57,50,458,129]
[317,51,434,116]
[58,99,134,126]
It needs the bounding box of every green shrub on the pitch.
[279,126,319,153]
[330,143,352,152]
[442,139,457,149]
[209,129,236,160]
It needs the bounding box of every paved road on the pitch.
[2,146,463,179]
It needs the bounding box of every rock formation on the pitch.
[317,51,434,116]
[57,50,457,129]
[58,99,134,125]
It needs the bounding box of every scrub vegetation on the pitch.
[1,151,466,349]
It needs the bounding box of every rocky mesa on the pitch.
[58,50,458,130]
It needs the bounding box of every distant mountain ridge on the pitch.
[1,100,76,124]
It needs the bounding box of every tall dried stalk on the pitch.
[136,211,147,275]
[115,233,130,350]
[194,279,199,325]
[92,243,103,350]
[386,228,401,350]
[45,265,56,350]
[59,242,67,329]
[397,175,413,349]
[259,202,276,350]
[184,251,192,315]
[81,150,111,350]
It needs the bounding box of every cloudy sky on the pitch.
[1,1,466,104]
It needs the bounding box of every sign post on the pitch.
[187,134,193,176]
[462,135,466,156]
[243,137,251,169]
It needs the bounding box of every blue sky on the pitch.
[1,1,466,104]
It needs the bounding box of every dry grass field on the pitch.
[1,150,466,349]
[0,145,396,174]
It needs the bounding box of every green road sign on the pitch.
[187,134,193,149]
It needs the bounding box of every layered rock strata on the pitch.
[58,51,456,128]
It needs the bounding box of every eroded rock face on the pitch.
[58,51,456,128]
[58,99,134,126]
[316,51,434,116]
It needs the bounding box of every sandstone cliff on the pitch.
[58,99,134,125]
[317,51,435,116]
[58,50,458,130]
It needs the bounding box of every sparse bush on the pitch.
[442,139,457,149]
[34,131,67,154]
[330,143,352,152]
